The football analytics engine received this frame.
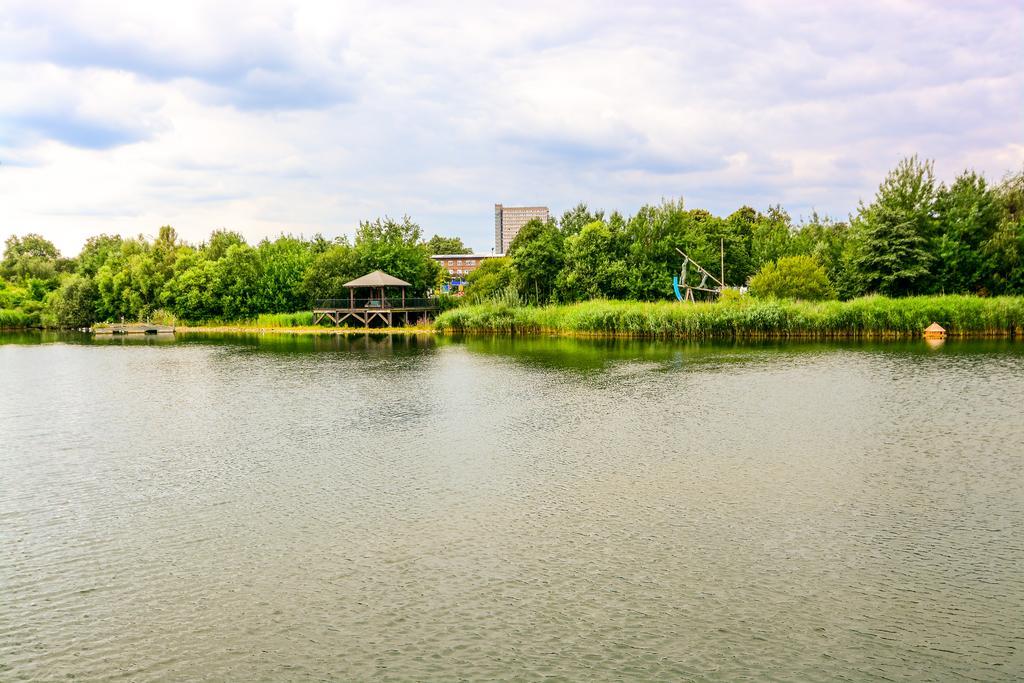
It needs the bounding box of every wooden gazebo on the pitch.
[312,270,437,327]
[344,270,411,309]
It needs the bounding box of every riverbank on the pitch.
[177,323,434,335]
[434,295,1024,339]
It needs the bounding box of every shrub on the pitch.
[45,274,98,328]
[749,255,836,301]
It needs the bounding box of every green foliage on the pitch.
[982,170,1024,294]
[507,218,564,303]
[254,236,315,313]
[559,202,605,237]
[256,311,315,327]
[853,155,937,296]
[748,255,836,301]
[2,233,62,284]
[76,234,123,277]
[0,308,35,328]
[557,220,630,301]
[352,216,442,294]
[3,156,1024,329]
[464,257,514,303]
[301,241,358,301]
[436,295,1024,338]
[161,250,220,320]
[750,205,796,271]
[790,213,857,299]
[932,171,999,294]
[214,243,262,320]
[204,230,247,260]
[45,274,99,328]
[424,234,472,255]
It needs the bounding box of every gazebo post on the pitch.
[350,289,354,309]
[402,288,405,307]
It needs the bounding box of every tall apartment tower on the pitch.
[494,204,550,255]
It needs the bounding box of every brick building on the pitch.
[494,204,550,254]
[432,254,496,283]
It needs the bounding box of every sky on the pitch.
[1,0,1022,255]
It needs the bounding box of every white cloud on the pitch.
[0,0,1021,255]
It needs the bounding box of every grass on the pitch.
[255,311,315,328]
[0,308,34,329]
[434,295,1024,339]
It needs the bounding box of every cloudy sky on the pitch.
[1,0,1021,255]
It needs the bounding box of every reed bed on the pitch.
[0,308,34,329]
[253,312,316,328]
[434,295,1024,339]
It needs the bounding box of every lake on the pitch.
[2,332,1022,681]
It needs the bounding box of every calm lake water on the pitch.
[2,332,1023,681]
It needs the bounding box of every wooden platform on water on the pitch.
[313,297,438,327]
[91,324,176,335]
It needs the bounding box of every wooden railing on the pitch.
[314,297,437,310]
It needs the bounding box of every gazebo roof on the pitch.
[342,270,412,288]
[924,322,946,333]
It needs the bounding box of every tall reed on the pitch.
[435,295,1024,338]
[0,308,34,328]
[255,311,316,328]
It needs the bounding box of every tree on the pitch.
[301,241,359,301]
[352,217,442,294]
[556,220,630,301]
[853,156,937,296]
[46,275,99,328]
[2,234,62,282]
[507,218,564,303]
[932,171,1000,294]
[161,251,220,321]
[750,205,795,272]
[748,255,836,300]
[559,203,604,237]
[983,169,1024,294]
[464,257,514,303]
[425,235,472,255]
[204,230,247,261]
[76,234,124,277]
[621,199,729,300]
[254,235,315,312]
[215,244,263,319]
[791,212,858,299]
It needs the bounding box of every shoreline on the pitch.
[175,324,435,336]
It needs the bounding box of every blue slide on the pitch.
[672,276,683,301]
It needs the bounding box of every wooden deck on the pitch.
[313,297,437,327]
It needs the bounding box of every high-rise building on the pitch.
[494,204,550,254]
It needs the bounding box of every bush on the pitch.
[749,255,836,301]
[0,308,33,328]
[45,274,98,328]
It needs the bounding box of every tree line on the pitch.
[0,217,453,328]
[2,156,1022,328]
[467,157,1024,304]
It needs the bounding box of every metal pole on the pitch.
[720,237,725,290]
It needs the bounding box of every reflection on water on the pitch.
[2,332,1023,681]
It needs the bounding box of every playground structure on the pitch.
[673,240,726,302]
